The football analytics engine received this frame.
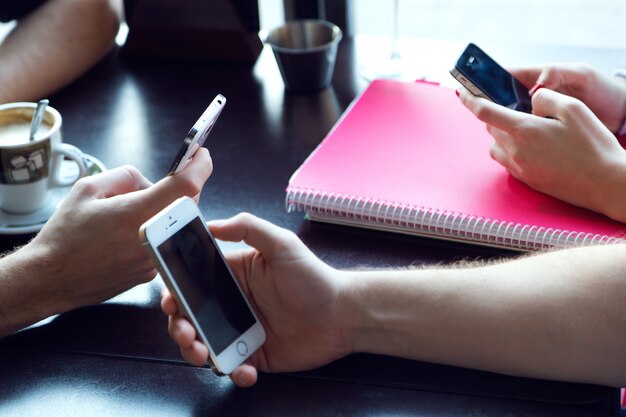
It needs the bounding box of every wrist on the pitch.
[337,270,370,355]
[0,242,63,336]
[339,270,416,356]
[14,240,70,317]
[597,153,626,223]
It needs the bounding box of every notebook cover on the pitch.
[286,79,626,245]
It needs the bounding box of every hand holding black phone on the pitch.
[450,43,532,113]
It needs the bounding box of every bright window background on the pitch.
[260,0,626,49]
[3,2,625,50]
[259,0,285,33]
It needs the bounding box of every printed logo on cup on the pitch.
[0,141,52,184]
[0,102,87,214]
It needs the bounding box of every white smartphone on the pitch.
[167,94,226,175]
[139,197,266,375]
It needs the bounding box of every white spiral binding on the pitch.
[286,188,626,250]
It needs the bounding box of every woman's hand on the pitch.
[512,64,626,133]
[458,86,626,222]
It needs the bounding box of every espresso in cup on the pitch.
[0,122,50,145]
[0,103,88,214]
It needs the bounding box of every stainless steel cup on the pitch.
[266,19,343,94]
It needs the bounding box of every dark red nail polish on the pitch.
[529,83,545,96]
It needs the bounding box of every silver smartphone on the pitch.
[167,94,226,175]
[450,43,532,113]
[139,197,266,375]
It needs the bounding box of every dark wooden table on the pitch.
[0,38,619,416]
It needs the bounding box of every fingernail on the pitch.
[207,219,226,227]
[455,89,460,97]
[529,83,545,96]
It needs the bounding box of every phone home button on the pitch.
[236,341,248,356]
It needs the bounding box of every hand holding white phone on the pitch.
[139,197,266,375]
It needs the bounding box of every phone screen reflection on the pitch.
[158,218,255,355]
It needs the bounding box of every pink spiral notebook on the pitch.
[285,79,626,251]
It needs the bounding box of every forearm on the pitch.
[345,244,626,387]
[0,0,121,103]
[0,242,63,337]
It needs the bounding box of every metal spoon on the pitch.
[29,99,49,141]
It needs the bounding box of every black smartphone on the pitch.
[450,43,532,113]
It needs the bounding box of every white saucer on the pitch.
[0,154,106,235]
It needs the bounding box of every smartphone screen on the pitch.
[157,217,255,355]
[453,43,532,113]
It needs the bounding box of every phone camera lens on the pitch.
[467,55,480,69]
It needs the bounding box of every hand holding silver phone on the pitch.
[139,197,266,375]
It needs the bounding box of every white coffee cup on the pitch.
[0,102,87,214]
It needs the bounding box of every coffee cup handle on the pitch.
[49,143,88,187]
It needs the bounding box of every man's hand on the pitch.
[161,213,353,387]
[23,148,212,316]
